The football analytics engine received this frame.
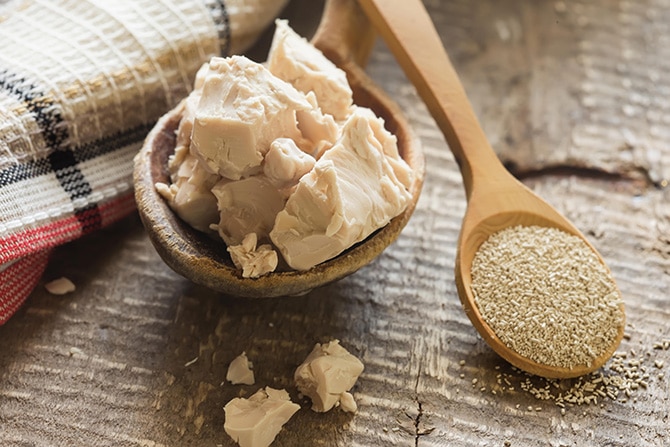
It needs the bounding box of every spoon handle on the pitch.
[357,0,509,198]
[312,0,377,69]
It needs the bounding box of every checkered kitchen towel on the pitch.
[0,0,288,324]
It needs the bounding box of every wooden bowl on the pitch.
[132,0,425,297]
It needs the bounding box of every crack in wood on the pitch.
[412,399,436,446]
[412,358,435,446]
[414,400,422,447]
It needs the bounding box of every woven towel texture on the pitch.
[0,0,288,324]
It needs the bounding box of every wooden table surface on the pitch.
[2,1,669,446]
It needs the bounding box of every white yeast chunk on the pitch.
[44,277,76,295]
[226,351,255,385]
[268,19,353,121]
[224,387,300,447]
[338,391,357,413]
[156,149,219,233]
[191,55,312,180]
[211,176,286,246]
[294,339,364,413]
[263,138,315,192]
[270,107,413,270]
[227,233,279,278]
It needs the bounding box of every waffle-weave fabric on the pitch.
[0,0,287,324]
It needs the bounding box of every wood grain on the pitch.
[1,0,669,446]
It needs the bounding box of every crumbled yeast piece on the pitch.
[44,277,76,295]
[224,387,300,447]
[268,19,353,121]
[338,391,358,413]
[294,339,364,413]
[226,233,278,278]
[270,107,413,270]
[227,352,255,385]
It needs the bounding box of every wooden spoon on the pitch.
[133,0,424,298]
[357,0,624,378]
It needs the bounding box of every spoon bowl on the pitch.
[359,0,625,378]
[133,0,425,298]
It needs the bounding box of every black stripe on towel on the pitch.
[204,0,231,56]
[0,70,68,150]
[0,123,153,187]
[0,68,102,234]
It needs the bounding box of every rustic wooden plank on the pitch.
[448,0,670,185]
[1,0,669,446]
